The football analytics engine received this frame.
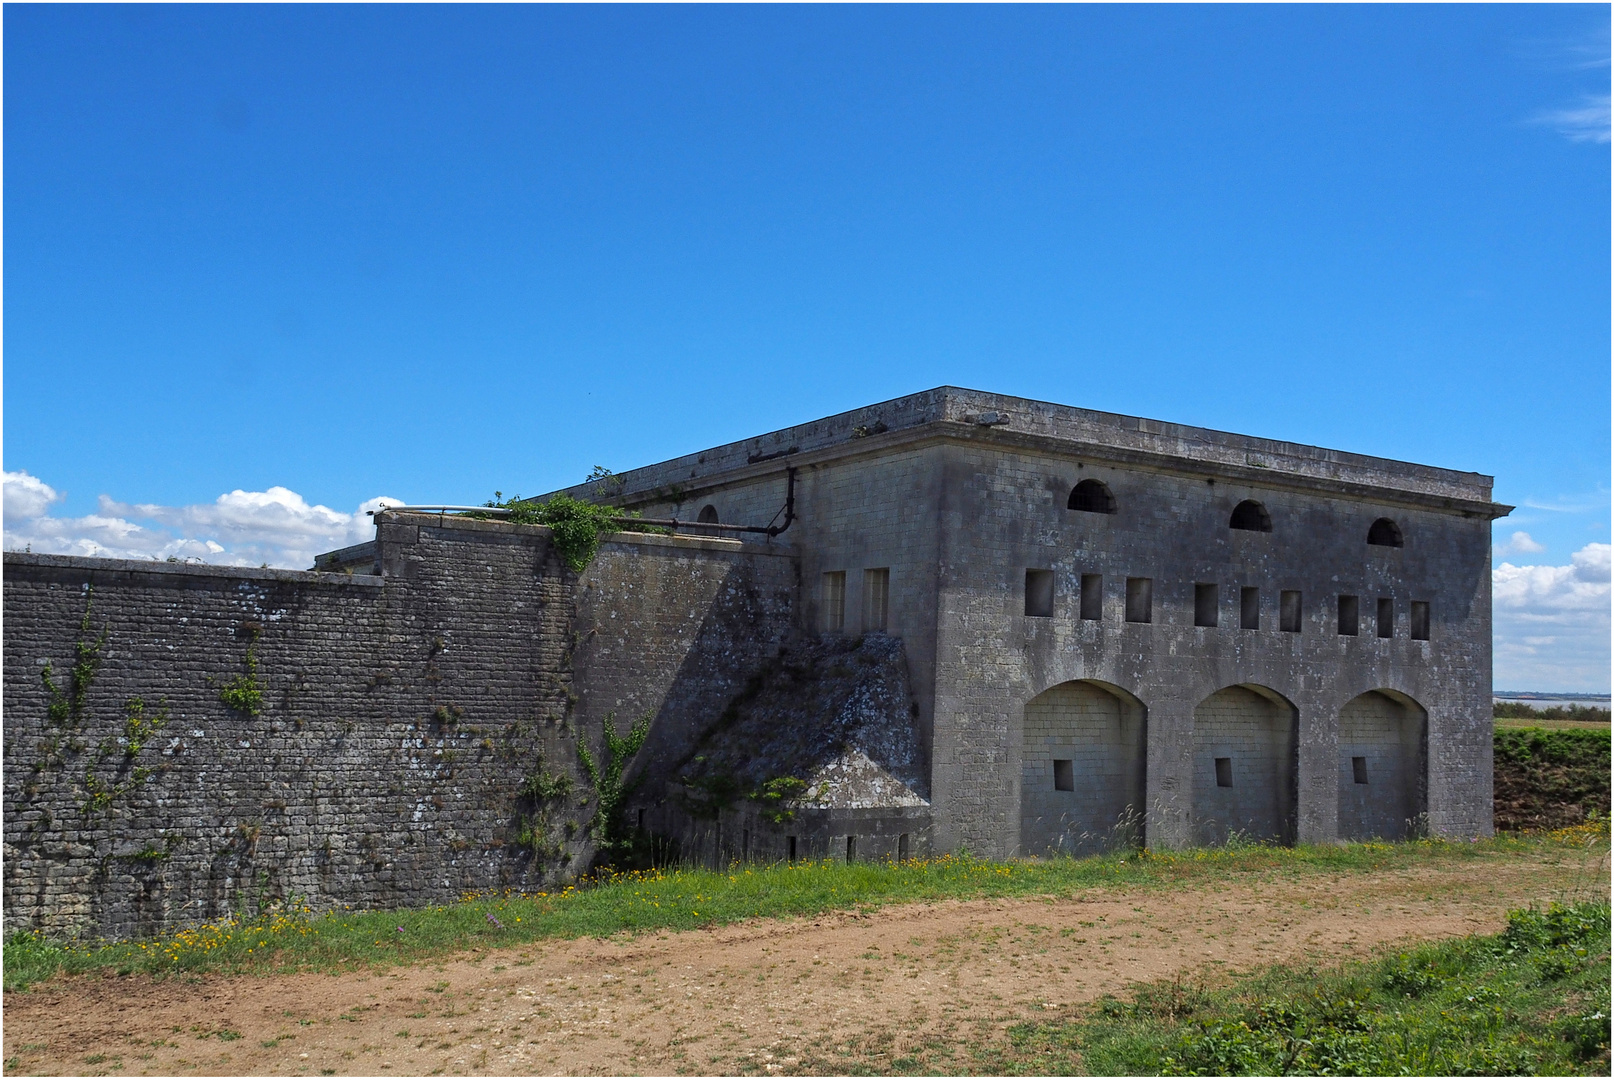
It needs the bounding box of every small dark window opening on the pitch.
[846,835,856,862]
[1280,590,1302,633]
[1215,757,1233,787]
[787,836,797,862]
[637,808,646,830]
[1367,518,1403,547]
[1352,756,1369,785]
[1053,759,1075,791]
[1377,597,1394,638]
[1068,478,1117,514]
[1125,578,1152,623]
[697,504,720,524]
[1194,583,1219,627]
[1411,601,1430,641]
[898,833,910,861]
[1241,587,1260,630]
[1338,595,1359,636]
[1080,574,1103,621]
[1025,569,1054,617]
[1229,500,1272,532]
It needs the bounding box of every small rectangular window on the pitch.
[787,836,797,862]
[1241,587,1260,631]
[1215,757,1233,787]
[846,835,856,862]
[863,568,890,632]
[1053,759,1074,791]
[1194,583,1219,627]
[1125,577,1152,623]
[1377,597,1394,638]
[1352,756,1369,785]
[1411,601,1430,641]
[897,833,909,861]
[1280,590,1302,633]
[1338,595,1359,636]
[822,571,846,633]
[1080,574,1103,621]
[1024,569,1054,618]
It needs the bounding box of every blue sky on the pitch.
[4,5,1609,688]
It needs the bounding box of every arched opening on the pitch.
[697,505,720,524]
[1338,690,1427,841]
[1229,500,1272,532]
[1367,518,1403,547]
[1192,685,1297,845]
[1020,681,1146,856]
[1067,479,1117,514]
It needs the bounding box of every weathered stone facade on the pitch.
[3,520,797,936]
[573,386,1507,859]
[4,386,1507,935]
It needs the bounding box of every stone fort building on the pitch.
[3,388,1507,935]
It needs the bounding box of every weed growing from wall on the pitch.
[219,628,264,716]
[752,777,808,824]
[40,588,108,734]
[577,710,652,853]
[80,696,169,818]
[477,492,665,572]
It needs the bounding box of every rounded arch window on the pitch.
[697,504,720,524]
[1229,500,1272,532]
[1367,517,1403,547]
[1067,479,1117,514]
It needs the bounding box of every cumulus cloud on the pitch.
[1496,530,1547,557]
[1493,542,1611,692]
[3,470,400,570]
[1533,93,1612,143]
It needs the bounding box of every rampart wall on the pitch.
[2,515,798,937]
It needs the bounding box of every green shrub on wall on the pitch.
[477,492,666,572]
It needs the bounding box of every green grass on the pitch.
[4,828,1606,993]
[1495,727,1611,831]
[987,900,1611,1076]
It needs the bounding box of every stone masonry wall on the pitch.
[3,515,799,938]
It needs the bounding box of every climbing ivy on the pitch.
[80,696,167,818]
[41,588,108,731]
[122,696,169,757]
[577,710,652,852]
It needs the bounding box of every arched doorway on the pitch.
[1192,685,1298,846]
[1020,681,1146,856]
[1338,690,1427,841]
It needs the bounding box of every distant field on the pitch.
[1495,702,1610,731]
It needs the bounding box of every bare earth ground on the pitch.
[5,847,1607,1077]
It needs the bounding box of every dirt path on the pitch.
[5,848,1606,1077]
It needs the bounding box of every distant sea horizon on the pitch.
[1494,691,1611,704]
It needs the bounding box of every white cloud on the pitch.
[3,472,400,570]
[1496,530,1547,557]
[1533,94,1611,143]
[1493,542,1611,692]
[3,470,64,520]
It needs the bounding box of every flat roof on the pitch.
[555,386,1507,517]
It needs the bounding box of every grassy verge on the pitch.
[5,824,1605,993]
[978,899,1610,1076]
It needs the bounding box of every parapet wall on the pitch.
[2,516,799,937]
